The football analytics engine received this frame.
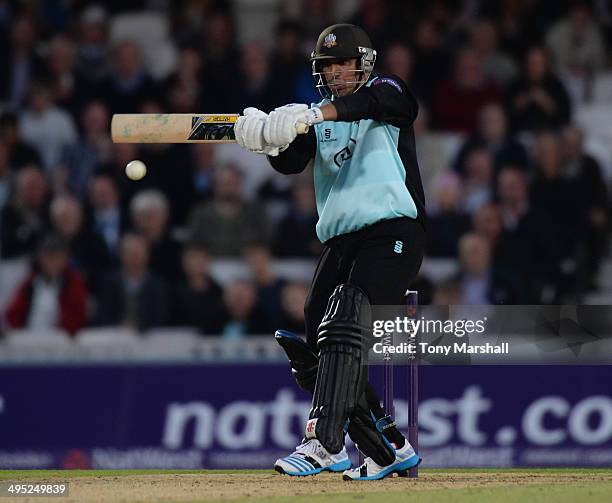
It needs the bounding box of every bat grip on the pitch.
[296,122,310,135]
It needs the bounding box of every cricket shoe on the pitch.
[342,441,420,481]
[274,439,351,476]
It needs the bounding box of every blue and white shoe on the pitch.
[274,438,351,476]
[342,441,421,481]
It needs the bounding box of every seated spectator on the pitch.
[49,194,111,287]
[98,40,159,113]
[531,132,588,299]
[470,20,517,86]
[4,234,88,335]
[129,190,181,281]
[164,47,204,113]
[463,148,494,214]
[0,166,49,259]
[411,19,452,106]
[86,173,124,260]
[172,243,225,334]
[381,42,413,87]
[43,35,88,118]
[0,15,43,108]
[505,46,571,132]
[454,103,528,175]
[457,232,519,305]
[497,166,559,302]
[426,171,470,257]
[546,3,606,79]
[278,281,308,334]
[18,82,78,171]
[75,5,111,85]
[273,180,320,257]
[431,48,501,132]
[58,101,113,198]
[269,20,310,106]
[244,242,285,326]
[238,42,276,112]
[0,112,41,170]
[560,125,608,286]
[220,280,271,337]
[93,233,168,331]
[188,164,270,257]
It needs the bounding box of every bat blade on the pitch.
[111,114,239,143]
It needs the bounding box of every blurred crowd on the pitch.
[0,0,611,336]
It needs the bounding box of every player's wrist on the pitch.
[302,107,324,126]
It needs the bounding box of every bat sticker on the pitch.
[189,116,237,140]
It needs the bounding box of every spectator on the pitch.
[431,48,501,132]
[279,282,309,334]
[58,101,113,198]
[531,132,588,299]
[470,20,517,86]
[238,42,276,112]
[188,164,270,257]
[220,280,270,337]
[560,125,608,286]
[457,232,518,305]
[411,19,452,106]
[49,194,111,287]
[506,46,571,132]
[0,112,41,170]
[546,3,606,79]
[273,180,320,257]
[75,5,111,85]
[86,173,124,260]
[43,35,85,118]
[172,243,225,334]
[18,82,77,171]
[200,11,241,112]
[4,234,88,334]
[129,190,181,281]
[0,166,48,259]
[463,148,494,214]
[0,15,42,107]
[269,20,310,106]
[381,42,414,87]
[244,242,285,326]
[164,47,204,113]
[98,40,159,113]
[454,103,529,175]
[427,171,470,257]
[496,166,552,302]
[93,233,168,331]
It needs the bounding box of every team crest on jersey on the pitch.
[323,33,337,48]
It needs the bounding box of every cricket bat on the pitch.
[111,114,309,143]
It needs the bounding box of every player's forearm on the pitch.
[267,127,316,175]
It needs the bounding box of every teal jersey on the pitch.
[268,74,425,243]
[313,97,418,242]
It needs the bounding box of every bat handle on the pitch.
[296,122,310,135]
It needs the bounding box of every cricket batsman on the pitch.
[234,23,426,480]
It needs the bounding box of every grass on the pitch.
[1,468,611,479]
[0,469,610,502]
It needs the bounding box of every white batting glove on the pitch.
[264,104,324,147]
[234,108,281,156]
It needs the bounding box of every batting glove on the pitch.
[235,108,281,156]
[264,104,324,147]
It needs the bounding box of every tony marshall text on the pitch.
[372,342,510,355]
